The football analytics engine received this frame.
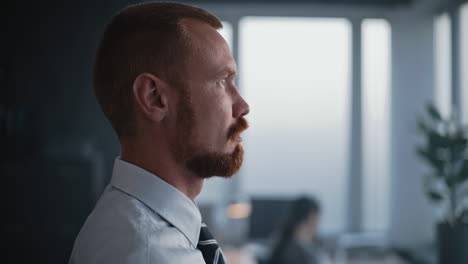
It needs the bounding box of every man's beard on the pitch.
[171,89,248,179]
[186,144,245,179]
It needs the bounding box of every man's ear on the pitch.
[132,73,169,122]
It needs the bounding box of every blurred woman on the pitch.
[266,196,323,264]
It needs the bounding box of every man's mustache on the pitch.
[227,117,249,140]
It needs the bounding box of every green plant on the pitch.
[417,103,468,225]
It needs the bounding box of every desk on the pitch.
[223,246,409,264]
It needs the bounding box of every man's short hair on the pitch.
[93,2,222,139]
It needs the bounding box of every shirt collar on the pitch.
[110,157,202,247]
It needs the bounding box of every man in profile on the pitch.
[69,2,250,263]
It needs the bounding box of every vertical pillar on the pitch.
[450,7,461,123]
[348,18,363,233]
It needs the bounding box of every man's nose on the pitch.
[233,93,250,118]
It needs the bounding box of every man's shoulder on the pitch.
[88,186,167,231]
[70,186,194,263]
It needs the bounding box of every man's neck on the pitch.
[120,142,204,201]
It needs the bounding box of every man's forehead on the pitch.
[180,18,217,38]
[180,19,236,76]
[180,19,228,51]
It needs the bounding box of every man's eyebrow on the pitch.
[215,67,237,78]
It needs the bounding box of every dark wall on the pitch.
[3,1,137,263]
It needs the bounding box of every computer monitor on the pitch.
[248,197,294,240]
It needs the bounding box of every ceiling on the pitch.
[188,0,414,7]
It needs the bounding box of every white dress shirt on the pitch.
[69,158,206,264]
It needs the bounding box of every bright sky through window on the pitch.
[435,13,452,118]
[240,17,351,234]
[362,19,391,232]
[461,3,468,124]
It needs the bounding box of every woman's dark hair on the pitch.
[267,196,321,264]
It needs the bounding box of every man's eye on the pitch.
[219,79,227,87]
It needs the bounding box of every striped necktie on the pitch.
[197,223,226,264]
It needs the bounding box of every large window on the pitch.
[461,3,468,124]
[240,17,351,234]
[199,15,393,235]
[362,19,391,232]
[434,13,452,118]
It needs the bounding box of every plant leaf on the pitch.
[453,159,468,180]
[427,103,442,121]
[417,148,444,176]
[417,119,431,133]
[457,186,468,199]
[428,130,451,148]
[427,190,444,202]
[456,210,468,224]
